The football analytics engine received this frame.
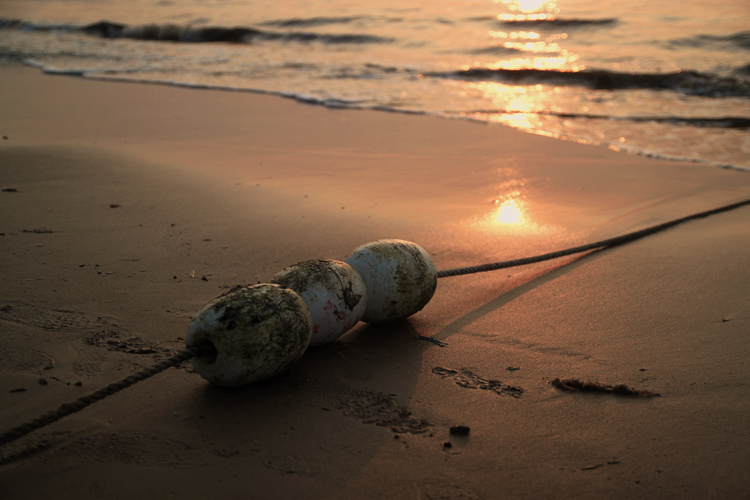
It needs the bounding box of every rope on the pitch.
[437,198,750,278]
[2,198,748,449]
[0,346,203,448]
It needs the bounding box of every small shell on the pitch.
[186,284,312,387]
[271,259,367,346]
[345,239,437,324]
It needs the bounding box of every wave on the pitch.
[468,46,525,55]
[0,18,394,45]
[0,18,22,28]
[84,20,393,45]
[632,116,750,129]
[463,110,750,130]
[497,17,617,28]
[671,31,750,51]
[428,68,750,98]
[451,109,750,170]
[260,16,365,28]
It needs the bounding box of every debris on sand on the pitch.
[449,425,470,436]
[551,378,660,397]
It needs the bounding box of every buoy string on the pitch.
[436,198,750,278]
[2,198,748,449]
[0,346,203,448]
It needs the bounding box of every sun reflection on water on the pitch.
[467,189,563,239]
[456,81,548,130]
[471,182,536,233]
[495,0,560,15]
[459,1,582,234]
[485,0,580,71]
[463,172,561,237]
[492,197,526,225]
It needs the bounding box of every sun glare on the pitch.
[466,176,556,235]
[497,0,560,14]
[493,198,525,224]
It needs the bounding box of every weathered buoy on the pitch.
[186,284,312,387]
[271,259,367,346]
[344,239,438,324]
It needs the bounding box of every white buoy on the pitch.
[271,259,368,346]
[344,239,437,324]
[186,284,312,387]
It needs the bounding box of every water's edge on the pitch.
[28,61,750,174]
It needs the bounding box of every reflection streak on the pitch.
[454,1,583,131]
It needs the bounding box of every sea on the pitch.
[1,0,749,171]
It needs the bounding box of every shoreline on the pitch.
[1,64,749,499]
[35,66,750,174]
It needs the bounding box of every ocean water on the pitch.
[1,0,749,170]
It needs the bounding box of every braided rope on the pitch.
[437,198,750,278]
[2,198,748,449]
[0,346,202,448]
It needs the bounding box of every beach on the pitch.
[1,64,749,499]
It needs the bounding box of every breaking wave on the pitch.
[0,18,394,45]
[670,31,750,51]
[460,110,750,130]
[428,67,750,98]
[497,17,617,28]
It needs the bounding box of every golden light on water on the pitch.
[487,0,577,68]
[470,181,535,233]
[492,197,526,225]
[465,174,558,235]
[512,0,557,12]
[497,13,553,22]
[481,34,579,68]
[484,0,580,71]
[490,30,540,40]
[456,81,547,130]
[449,1,585,135]
[464,182,568,238]
[495,0,560,16]
[499,40,562,53]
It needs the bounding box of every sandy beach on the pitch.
[1,64,749,499]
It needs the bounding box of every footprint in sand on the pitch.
[336,389,432,434]
[432,367,524,398]
[0,302,116,332]
[0,348,55,372]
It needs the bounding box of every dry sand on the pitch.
[1,64,749,499]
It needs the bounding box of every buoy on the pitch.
[345,239,438,324]
[271,259,368,346]
[186,284,312,387]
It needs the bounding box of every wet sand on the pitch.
[1,64,749,499]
